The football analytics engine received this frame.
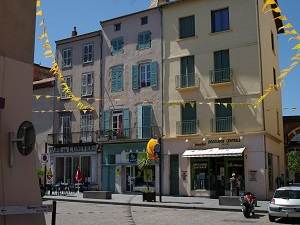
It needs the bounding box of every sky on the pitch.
[34,0,300,116]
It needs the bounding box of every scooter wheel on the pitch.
[243,206,250,218]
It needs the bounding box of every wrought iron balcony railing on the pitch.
[175,73,199,89]
[176,120,199,135]
[97,126,161,142]
[209,68,233,84]
[47,131,98,145]
[210,116,235,133]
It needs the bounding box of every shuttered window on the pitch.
[132,61,158,90]
[111,37,124,55]
[61,76,72,99]
[137,105,152,139]
[211,8,229,33]
[83,43,93,63]
[138,31,151,50]
[81,72,93,97]
[62,48,72,68]
[179,15,195,39]
[80,113,93,142]
[111,66,124,92]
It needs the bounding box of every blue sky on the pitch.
[34,0,300,116]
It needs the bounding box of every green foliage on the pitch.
[137,156,157,192]
[287,151,300,172]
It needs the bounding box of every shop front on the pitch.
[49,145,98,184]
[183,137,245,197]
[101,142,158,193]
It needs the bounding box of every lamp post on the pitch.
[43,141,48,191]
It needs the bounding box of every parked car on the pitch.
[268,186,300,222]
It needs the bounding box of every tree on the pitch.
[137,156,157,192]
[287,150,300,173]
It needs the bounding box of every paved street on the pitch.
[44,200,300,225]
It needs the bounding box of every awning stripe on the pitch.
[182,147,245,158]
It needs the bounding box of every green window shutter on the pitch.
[137,105,143,139]
[221,50,230,68]
[144,31,151,49]
[180,16,195,39]
[132,64,139,90]
[111,68,117,92]
[214,50,229,69]
[116,67,124,92]
[122,108,130,137]
[150,61,158,87]
[103,110,110,131]
[142,105,152,139]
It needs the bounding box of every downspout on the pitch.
[256,0,267,200]
[159,6,164,202]
[99,30,103,190]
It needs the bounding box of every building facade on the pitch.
[48,29,102,185]
[100,6,163,193]
[161,0,284,200]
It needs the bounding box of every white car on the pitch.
[268,186,300,222]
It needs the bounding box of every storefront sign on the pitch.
[49,145,96,154]
[129,153,137,162]
[193,138,242,147]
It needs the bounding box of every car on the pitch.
[268,186,300,222]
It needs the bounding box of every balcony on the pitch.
[209,68,233,85]
[97,126,161,142]
[175,73,199,90]
[47,131,98,146]
[176,120,199,136]
[210,116,235,133]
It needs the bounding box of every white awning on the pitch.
[182,147,246,157]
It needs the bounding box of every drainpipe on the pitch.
[256,0,267,200]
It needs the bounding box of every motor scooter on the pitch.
[239,192,257,218]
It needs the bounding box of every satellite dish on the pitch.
[16,121,36,156]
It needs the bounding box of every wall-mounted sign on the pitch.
[249,170,257,181]
[49,145,96,154]
[129,153,137,162]
[193,137,243,148]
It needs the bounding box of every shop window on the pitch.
[191,161,209,190]
[268,153,273,190]
[81,156,91,179]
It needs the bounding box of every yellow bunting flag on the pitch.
[36,1,40,7]
[36,9,42,16]
[190,102,195,108]
[278,23,292,32]
[35,95,41,100]
[272,15,287,21]
[292,43,300,50]
[284,29,297,35]
[44,50,53,55]
[262,0,276,13]
[39,19,44,26]
[181,102,186,108]
[38,33,47,40]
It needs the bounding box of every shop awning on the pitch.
[182,147,246,157]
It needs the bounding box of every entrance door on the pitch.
[170,155,179,196]
[216,163,225,196]
[126,166,135,192]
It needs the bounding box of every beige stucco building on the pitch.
[161,0,284,200]
[0,0,46,224]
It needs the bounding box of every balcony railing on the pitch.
[209,68,233,84]
[97,126,161,142]
[210,116,235,133]
[176,120,199,135]
[47,131,98,145]
[175,73,199,89]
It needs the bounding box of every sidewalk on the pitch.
[43,193,269,213]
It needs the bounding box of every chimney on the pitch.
[72,27,77,37]
[149,0,169,8]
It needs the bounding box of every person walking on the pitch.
[229,173,237,196]
[279,173,285,187]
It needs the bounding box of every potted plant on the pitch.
[137,156,157,202]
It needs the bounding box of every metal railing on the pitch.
[210,116,235,133]
[47,131,98,145]
[175,73,199,89]
[209,68,233,84]
[176,120,199,135]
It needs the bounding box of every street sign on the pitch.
[0,204,52,215]
[41,153,49,164]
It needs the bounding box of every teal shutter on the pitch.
[144,31,151,49]
[180,16,195,39]
[182,102,196,134]
[222,50,230,68]
[117,67,124,92]
[122,108,130,137]
[143,105,152,138]
[150,61,158,87]
[103,110,110,131]
[132,64,139,90]
[215,98,232,132]
[111,68,117,92]
[137,106,143,139]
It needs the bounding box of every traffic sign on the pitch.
[0,204,52,215]
[41,153,49,164]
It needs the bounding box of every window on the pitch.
[268,153,273,190]
[103,108,130,138]
[114,23,121,31]
[80,112,93,142]
[179,15,195,39]
[111,66,124,92]
[138,31,151,50]
[59,114,71,144]
[138,105,152,139]
[111,37,124,55]
[212,50,231,83]
[132,61,158,90]
[191,160,209,190]
[211,8,229,33]
[215,98,232,132]
[62,48,72,68]
[181,101,197,135]
[81,72,93,97]
[273,67,277,87]
[81,156,91,179]
[271,31,274,51]
[61,76,72,99]
[180,56,195,88]
[141,16,148,25]
[83,43,93,64]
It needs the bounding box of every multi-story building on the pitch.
[161,0,284,200]
[47,28,102,185]
[99,4,163,193]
